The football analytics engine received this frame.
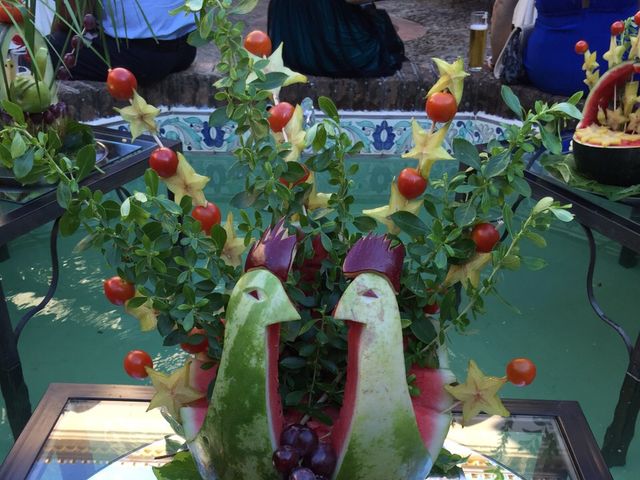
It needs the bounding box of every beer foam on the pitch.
[470,24,488,31]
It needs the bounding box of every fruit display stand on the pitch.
[0,128,181,442]
[0,383,611,480]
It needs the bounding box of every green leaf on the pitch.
[502,254,521,270]
[121,198,131,218]
[56,182,72,208]
[231,0,259,14]
[211,224,227,250]
[501,85,523,120]
[452,138,481,170]
[502,203,513,236]
[12,150,33,178]
[539,127,562,155]
[126,296,148,309]
[550,102,582,120]
[453,203,477,227]
[59,211,80,236]
[184,0,203,11]
[280,356,306,369]
[230,191,257,208]
[389,211,427,238]
[0,144,11,168]
[483,150,511,178]
[2,100,24,124]
[152,451,200,480]
[145,169,159,196]
[187,29,209,47]
[550,207,574,222]
[533,196,554,214]
[251,72,288,90]
[10,133,27,159]
[522,256,548,271]
[525,231,547,248]
[76,144,96,180]
[209,107,229,127]
[353,215,377,233]
[410,316,437,344]
[318,96,339,122]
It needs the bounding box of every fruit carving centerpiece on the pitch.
[573,12,640,186]
[58,1,576,479]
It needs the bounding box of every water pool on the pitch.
[1,149,639,479]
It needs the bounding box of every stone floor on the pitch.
[60,0,565,120]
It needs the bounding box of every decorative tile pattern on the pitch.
[90,104,518,154]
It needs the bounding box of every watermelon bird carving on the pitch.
[189,220,300,480]
[331,235,455,480]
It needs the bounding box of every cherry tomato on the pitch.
[635,11,640,26]
[611,21,625,36]
[471,222,500,253]
[180,328,209,354]
[192,202,222,234]
[244,30,272,57]
[425,92,457,123]
[423,302,440,315]
[279,164,310,187]
[0,2,23,24]
[506,358,536,386]
[574,40,589,55]
[106,67,138,101]
[397,168,427,199]
[103,276,136,306]
[124,350,153,379]
[268,102,295,132]
[149,147,179,178]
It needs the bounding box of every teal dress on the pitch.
[267,0,405,78]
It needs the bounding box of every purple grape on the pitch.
[303,443,336,477]
[289,467,316,480]
[280,424,319,457]
[71,35,82,49]
[63,52,76,68]
[83,13,97,31]
[43,110,55,125]
[56,66,71,80]
[272,445,300,474]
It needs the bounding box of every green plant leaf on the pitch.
[522,256,548,271]
[56,182,72,208]
[280,356,306,369]
[250,72,288,90]
[318,96,339,122]
[501,85,523,120]
[10,133,27,159]
[12,150,33,178]
[353,215,377,232]
[550,207,574,222]
[59,210,80,236]
[231,0,259,14]
[389,211,427,238]
[152,451,200,480]
[209,107,229,127]
[550,102,582,120]
[453,138,481,170]
[76,144,96,180]
[525,231,547,248]
[2,100,24,124]
[453,203,477,227]
[184,0,204,11]
[410,316,437,344]
[483,150,511,178]
[502,203,513,236]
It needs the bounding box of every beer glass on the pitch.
[468,11,488,72]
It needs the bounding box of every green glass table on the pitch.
[0,383,610,479]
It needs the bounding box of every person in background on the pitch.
[491,0,639,96]
[267,0,405,78]
[48,0,197,85]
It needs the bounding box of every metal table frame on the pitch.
[0,127,180,441]
[522,163,640,466]
[0,383,612,480]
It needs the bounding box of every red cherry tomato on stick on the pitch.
[574,40,589,55]
[244,30,272,57]
[149,147,179,178]
[397,168,427,199]
[635,11,640,26]
[471,223,500,253]
[106,67,138,101]
[426,92,457,123]
[506,358,536,386]
[180,328,209,354]
[0,2,24,24]
[192,202,222,234]
[103,276,136,306]
[611,21,625,36]
[124,350,153,379]
[268,102,295,132]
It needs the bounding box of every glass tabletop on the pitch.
[24,398,579,480]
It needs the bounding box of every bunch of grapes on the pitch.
[272,424,337,480]
[57,14,98,80]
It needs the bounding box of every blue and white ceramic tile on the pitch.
[90,104,517,155]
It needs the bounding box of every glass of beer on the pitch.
[468,11,488,72]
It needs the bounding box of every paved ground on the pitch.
[191,0,494,75]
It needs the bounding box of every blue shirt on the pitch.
[101,1,196,40]
[524,0,638,96]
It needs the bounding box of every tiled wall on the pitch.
[91,103,517,155]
